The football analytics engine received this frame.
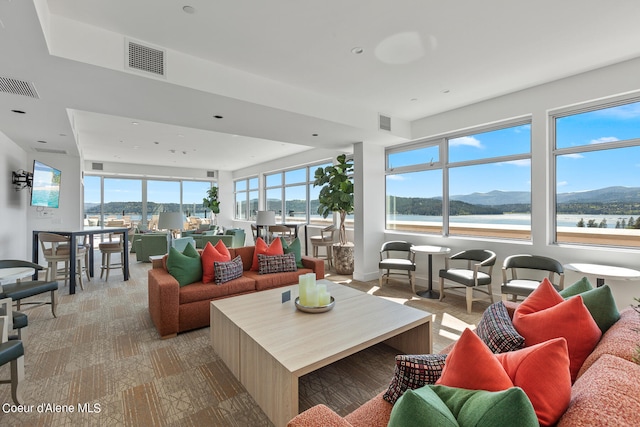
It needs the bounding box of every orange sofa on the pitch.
[148,245,325,339]
[288,304,640,427]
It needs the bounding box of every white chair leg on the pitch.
[466,287,474,314]
[439,278,446,301]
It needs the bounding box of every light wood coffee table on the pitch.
[210,280,432,426]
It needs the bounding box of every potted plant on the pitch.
[314,154,355,274]
[202,186,220,225]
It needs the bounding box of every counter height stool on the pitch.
[99,232,126,281]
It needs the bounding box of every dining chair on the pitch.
[439,249,497,313]
[0,260,58,319]
[269,225,294,244]
[501,254,564,301]
[0,314,25,404]
[378,241,416,292]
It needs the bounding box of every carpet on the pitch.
[0,258,485,426]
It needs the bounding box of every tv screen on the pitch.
[31,160,61,208]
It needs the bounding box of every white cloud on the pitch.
[590,136,619,144]
[557,181,569,186]
[595,103,640,119]
[503,159,531,167]
[563,153,584,159]
[449,136,482,148]
[387,175,406,181]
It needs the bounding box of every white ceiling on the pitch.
[2,0,640,173]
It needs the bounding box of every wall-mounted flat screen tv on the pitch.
[30,160,61,208]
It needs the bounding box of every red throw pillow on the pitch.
[436,328,514,392]
[201,240,231,283]
[250,237,284,271]
[512,278,601,382]
[496,338,572,426]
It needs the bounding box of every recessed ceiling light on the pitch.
[37,140,47,144]
[183,5,196,14]
[442,89,450,94]
[351,47,364,55]
[154,141,160,145]
[59,133,66,137]
[11,109,25,114]
[131,121,139,125]
[410,98,418,102]
[213,115,223,119]
[312,133,319,137]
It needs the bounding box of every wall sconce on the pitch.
[12,170,32,191]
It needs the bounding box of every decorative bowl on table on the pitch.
[295,297,335,313]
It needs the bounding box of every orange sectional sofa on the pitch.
[288,302,640,426]
[148,245,325,339]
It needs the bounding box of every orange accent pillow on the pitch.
[512,278,601,382]
[201,240,231,283]
[250,237,284,271]
[496,338,572,426]
[436,328,514,392]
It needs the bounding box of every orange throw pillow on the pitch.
[512,278,601,382]
[496,338,572,426]
[201,240,231,283]
[436,328,514,391]
[250,237,284,271]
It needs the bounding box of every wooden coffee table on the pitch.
[210,280,432,426]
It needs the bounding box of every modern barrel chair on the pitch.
[439,249,497,313]
[378,241,417,292]
[501,254,564,301]
[0,313,25,404]
[0,260,58,318]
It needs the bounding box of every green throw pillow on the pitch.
[280,237,304,268]
[389,385,538,427]
[566,284,620,333]
[430,385,538,427]
[559,276,593,298]
[166,242,202,287]
[388,386,458,427]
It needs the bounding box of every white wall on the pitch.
[0,132,28,259]
[386,57,640,309]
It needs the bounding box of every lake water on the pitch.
[387,214,638,228]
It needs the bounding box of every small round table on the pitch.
[411,245,451,299]
[563,263,640,287]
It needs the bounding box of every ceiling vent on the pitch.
[34,147,67,154]
[92,162,104,171]
[379,114,392,132]
[126,39,166,77]
[206,170,217,179]
[0,76,39,98]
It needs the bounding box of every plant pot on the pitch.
[333,243,354,275]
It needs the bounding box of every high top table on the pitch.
[211,280,432,426]
[411,245,451,299]
[32,227,130,294]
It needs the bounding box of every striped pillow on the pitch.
[383,353,448,404]
[258,253,297,274]
[477,301,525,353]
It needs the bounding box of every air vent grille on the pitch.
[92,162,104,171]
[379,114,391,132]
[127,40,165,76]
[34,147,67,154]
[0,76,39,98]
[206,170,217,178]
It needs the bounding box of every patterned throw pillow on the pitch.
[258,253,297,274]
[476,301,525,353]
[383,353,447,404]
[214,256,243,284]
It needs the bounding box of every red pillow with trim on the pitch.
[436,328,513,392]
[201,240,231,283]
[496,337,571,426]
[512,278,601,382]
[250,237,284,271]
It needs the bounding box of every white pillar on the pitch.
[353,142,386,282]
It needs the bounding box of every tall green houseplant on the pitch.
[202,186,220,224]
[313,154,354,246]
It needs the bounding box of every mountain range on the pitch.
[451,186,640,205]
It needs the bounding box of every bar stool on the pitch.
[38,232,86,290]
[310,225,336,269]
[99,232,125,281]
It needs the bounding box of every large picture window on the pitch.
[386,121,532,239]
[235,177,259,220]
[553,98,640,248]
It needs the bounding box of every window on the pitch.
[553,98,640,248]
[235,177,258,220]
[265,162,331,225]
[386,121,532,240]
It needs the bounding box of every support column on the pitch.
[353,142,386,282]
